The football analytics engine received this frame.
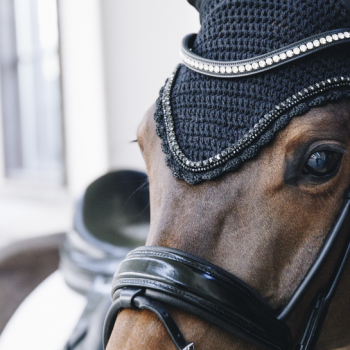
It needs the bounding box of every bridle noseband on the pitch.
[103,188,350,350]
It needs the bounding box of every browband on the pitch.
[181,29,350,78]
[104,189,350,350]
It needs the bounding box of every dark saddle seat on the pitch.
[60,170,150,350]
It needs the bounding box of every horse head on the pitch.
[105,0,350,349]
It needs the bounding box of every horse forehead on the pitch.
[140,100,350,192]
[284,101,350,138]
[141,99,350,147]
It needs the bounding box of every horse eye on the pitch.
[302,151,342,177]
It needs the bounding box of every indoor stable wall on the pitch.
[100,0,199,171]
[0,0,199,246]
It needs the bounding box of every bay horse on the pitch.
[105,98,350,350]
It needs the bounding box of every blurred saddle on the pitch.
[60,170,150,350]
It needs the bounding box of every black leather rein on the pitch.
[103,189,350,350]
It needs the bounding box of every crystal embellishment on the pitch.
[266,58,273,65]
[162,65,350,173]
[279,53,287,60]
[273,55,280,63]
[181,29,350,78]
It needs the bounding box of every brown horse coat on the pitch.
[107,99,350,350]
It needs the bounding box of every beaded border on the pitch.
[181,29,350,78]
[162,65,350,173]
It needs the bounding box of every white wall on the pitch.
[59,0,109,197]
[101,0,199,171]
[0,1,200,247]
[0,0,110,247]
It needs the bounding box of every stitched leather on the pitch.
[103,287,193,350]
[105,247,292,350]
[103,189,350,350]
[133,296,191,350]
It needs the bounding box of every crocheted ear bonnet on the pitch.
[154,0,350,184]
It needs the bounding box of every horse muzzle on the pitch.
[103,189,350,350]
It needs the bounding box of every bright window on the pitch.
[0,0,64,185]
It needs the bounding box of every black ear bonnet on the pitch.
[340,0,350,11]
[187,0,210,21]
[154,0,350,184]
[187,0,206,11]
[189,0,350,15]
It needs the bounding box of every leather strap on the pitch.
[103,188,350,350]
[297,209,350,350]
[134,295,194,350]
[104,247,292,350]
[278,189,350,320]
[103,287,194,350]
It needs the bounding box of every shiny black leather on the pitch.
[297,218,350,350]
[104,247,292,350]
[103,189,350,350]
[103,287,193,350]
[278,188,350,320]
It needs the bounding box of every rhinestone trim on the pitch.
[181,29,350,78]
[162,65,350,173]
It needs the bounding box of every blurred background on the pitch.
[0,0,199,249]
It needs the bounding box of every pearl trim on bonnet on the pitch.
[181,29,350,78]
[162,66,350,173]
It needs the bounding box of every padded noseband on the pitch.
[104,247,291,350]
[103,189,350,350]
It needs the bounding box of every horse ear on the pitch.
[188,0,209,23]
[340,0,350,12]
[187,0,205,12]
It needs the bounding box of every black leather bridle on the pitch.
[103,188,350,350]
